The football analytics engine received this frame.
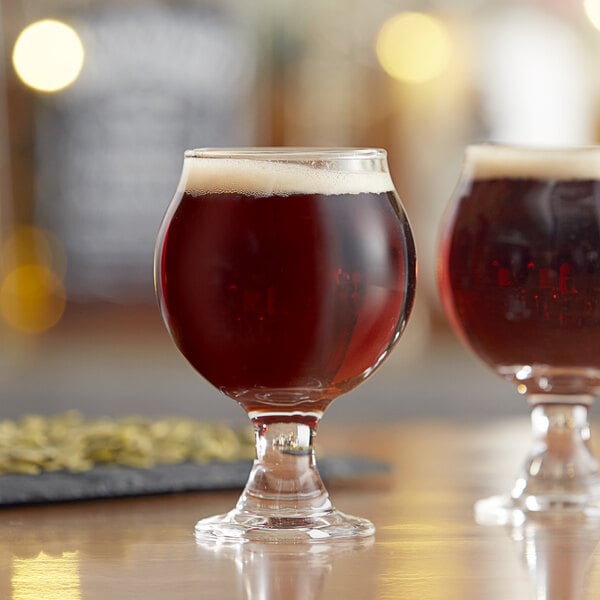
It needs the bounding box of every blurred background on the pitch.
[1,0,599,424]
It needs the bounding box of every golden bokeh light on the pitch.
[0,264,66,334]
[1,225,67,278]
[12,19,85,93]
[376,12,452,84]
[584,0,600,30]
[12,551,82,600]
[0,226,68,334]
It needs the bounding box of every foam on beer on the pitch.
[467,145,600,180]
[179,157,395,197]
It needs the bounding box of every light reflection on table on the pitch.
[2,421,600,599]
[11,551,82,600]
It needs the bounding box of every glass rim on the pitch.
[184,147,387,161]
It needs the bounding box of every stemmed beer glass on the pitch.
[439,144,600,522]
[155,148,416,541]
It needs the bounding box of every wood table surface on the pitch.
[1,419,600,599]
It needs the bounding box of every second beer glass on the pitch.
[439,144,600,522]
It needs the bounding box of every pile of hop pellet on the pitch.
[0,411,254,475]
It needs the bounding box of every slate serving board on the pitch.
[0,456,389,506]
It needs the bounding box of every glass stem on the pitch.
[235,418,333,518]
[513,401,600,500]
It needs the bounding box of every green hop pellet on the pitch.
[0,412,254,475]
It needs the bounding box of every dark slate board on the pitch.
[0,456,389,506]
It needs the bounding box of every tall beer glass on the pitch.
[155,148,416,541]
[439,144,600,523]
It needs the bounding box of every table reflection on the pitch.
[12,550,82,600]
[0,496,212,599]
[479,513,600,600]
[195,537,374,600]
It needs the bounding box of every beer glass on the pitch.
[439,144,600,522]
[155,148,416,541]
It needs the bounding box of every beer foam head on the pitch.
[179,153,394,197]
[466,145,600,180]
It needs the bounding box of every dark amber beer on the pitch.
[158,155,416,415]
[440,145,600,395]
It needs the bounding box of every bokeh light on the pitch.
[0,226,66,278]
[0,265,66,334]
[0,226,67,334]
[584,0,600,30]
[376,12,452,84]
[12,19,85,93]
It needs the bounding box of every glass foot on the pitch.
[475,494,600,526]
[195,508,375,543]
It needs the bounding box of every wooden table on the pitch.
[1,420,599,599]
